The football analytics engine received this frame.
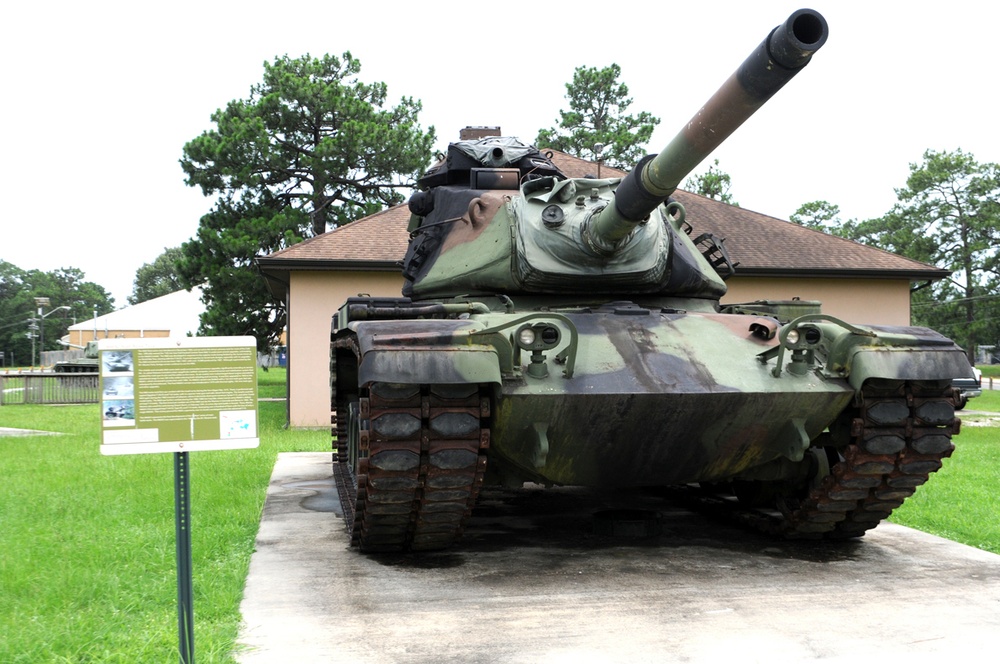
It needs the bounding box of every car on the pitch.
[953,366,983,410]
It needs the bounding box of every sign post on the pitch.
[175,451,194,663]
[98,336,260,664]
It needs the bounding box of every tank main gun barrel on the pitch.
[586,8,829,253]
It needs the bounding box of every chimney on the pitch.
[459,126,501,140]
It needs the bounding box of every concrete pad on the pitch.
[237,452,1000,663]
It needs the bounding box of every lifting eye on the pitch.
[749,317,778,340]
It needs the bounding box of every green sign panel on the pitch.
[99,336,260,455]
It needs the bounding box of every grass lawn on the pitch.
[979,364,1000,380]
[0,368,329,663]
[889,387,1000,553]
[1,369,997,661]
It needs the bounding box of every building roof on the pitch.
[260,204,411,268]
[257,150,948,292]
[68,287,205,336]
[671,191,945,278]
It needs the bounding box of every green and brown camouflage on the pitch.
[331,9,973,552]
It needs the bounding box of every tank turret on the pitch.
[402,9,828,301]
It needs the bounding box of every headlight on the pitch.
[517,327,537,347]
[515,323,561,351]
[785,324,822,348]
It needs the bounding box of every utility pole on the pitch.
[34,297,70,369]
[27,322,37,367]
[35,297,49,367]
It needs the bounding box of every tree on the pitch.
[179,199,291,347]
[0,260,114,366]
[535,64,659,170]
[129,246,184,305]
[789,200,856,237]
[848,149,1000,361]
[684,159,739,206]
[179,52,436,350]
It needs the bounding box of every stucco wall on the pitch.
[286,271,914,426]
[722,277,912,326]
[287,270,404,427]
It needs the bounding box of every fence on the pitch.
[0,373,100,405]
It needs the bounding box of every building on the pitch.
[258,151,947,427]
[64,287,204,347]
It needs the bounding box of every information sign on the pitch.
[98,336,260,455]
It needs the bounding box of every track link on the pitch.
[680,380,959,539]
[335,381,490,552]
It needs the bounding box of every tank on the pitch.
[53,341,100,373]
[331,9,971,552]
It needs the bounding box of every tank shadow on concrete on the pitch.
[301,479,869,568]
[237,453,1000,664]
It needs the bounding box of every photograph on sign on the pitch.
[101,358,136,426]
[98,336,260,455]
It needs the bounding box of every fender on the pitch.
[760,316,971,393]
[350,319,503,387]
[846,345,972,392]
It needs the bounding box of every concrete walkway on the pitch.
[237,452,1000,663]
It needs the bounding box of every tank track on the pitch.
[678,380,960,539]
[333,379,490,552]
[333,375,958,548]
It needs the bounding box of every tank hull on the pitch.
[492,390,851,487]
[332,300,967,551]
[487,309,853,486]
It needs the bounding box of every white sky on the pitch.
[2,1,997,306]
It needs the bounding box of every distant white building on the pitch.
[65,287,205,346]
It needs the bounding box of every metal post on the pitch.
[38,311,44,367]
[28,319,37,367]
[174,452,195,663]
[34,297,49,368]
